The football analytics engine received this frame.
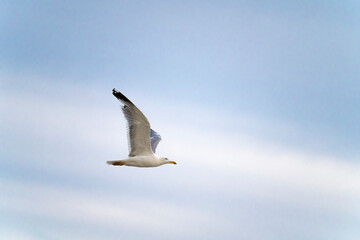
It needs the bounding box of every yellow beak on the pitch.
[169,161,177,165]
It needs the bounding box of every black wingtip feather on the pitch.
[112,88,134,105]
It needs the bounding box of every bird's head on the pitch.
[161,157,177,165]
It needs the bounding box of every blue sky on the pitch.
[1,1,360,239]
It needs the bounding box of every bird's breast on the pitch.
[125,155,161,167]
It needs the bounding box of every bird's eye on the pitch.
[165,158,168,160]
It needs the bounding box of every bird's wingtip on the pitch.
[112,88,133,104]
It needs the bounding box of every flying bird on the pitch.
[107,89,177,167]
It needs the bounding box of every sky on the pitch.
[1,1,360,239]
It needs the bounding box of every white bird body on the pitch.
[107,89,176,168]
[108,155,166,167]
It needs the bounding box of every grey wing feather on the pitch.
[113,89,153,157]
[150,129,162,153]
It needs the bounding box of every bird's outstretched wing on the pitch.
[112,88,153,157]
[150,129,162,153]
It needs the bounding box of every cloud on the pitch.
[1,76,360,239]
[0,229,36,240]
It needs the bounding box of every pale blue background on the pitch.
[1,1,360,239]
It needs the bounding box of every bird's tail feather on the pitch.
[107,160,125,166]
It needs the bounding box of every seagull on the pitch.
[107,89,177,167]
